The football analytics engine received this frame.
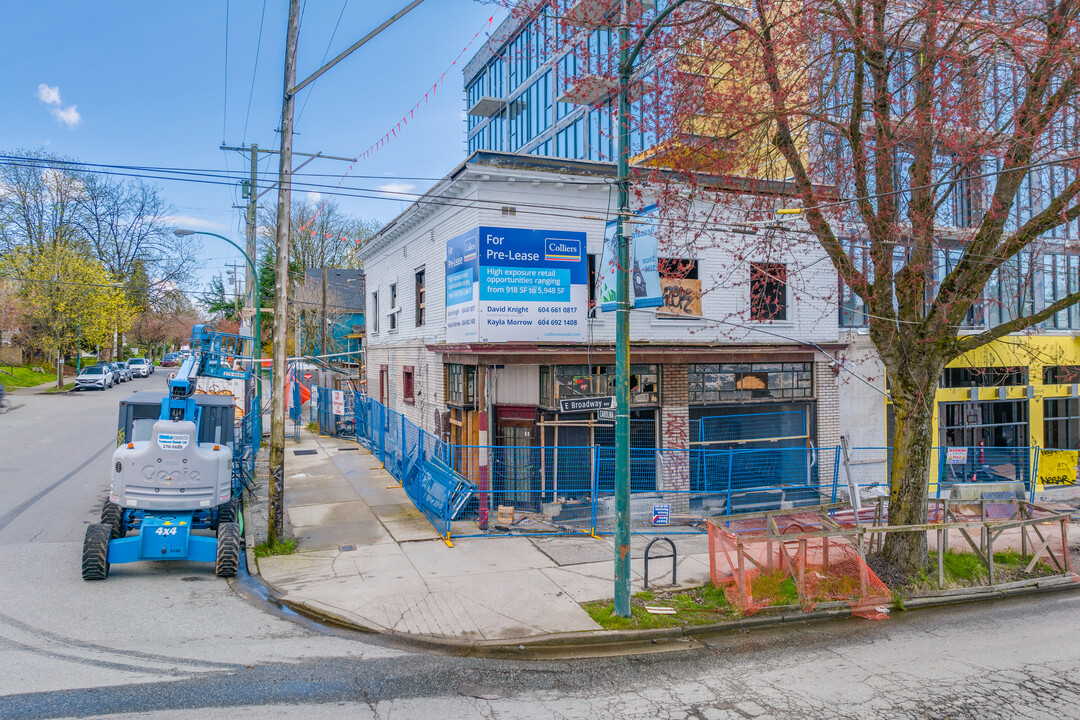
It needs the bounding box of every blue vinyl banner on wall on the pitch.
[596,204,663,312]
[445,228,480,342]
[446,226,588,343]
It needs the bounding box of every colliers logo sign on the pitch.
[545,237,581,262]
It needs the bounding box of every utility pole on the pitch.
[226,262,242,320]
[221,143,261,336]
[269,0,300,544]
[221,141,264,447]
[321,266,328,357]
[266,0,429,544]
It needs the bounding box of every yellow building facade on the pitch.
[916,335,1080,493]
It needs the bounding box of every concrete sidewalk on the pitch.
[253,434,712,644]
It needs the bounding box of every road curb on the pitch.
[239,564,1080,656]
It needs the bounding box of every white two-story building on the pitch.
[358,151,852,511]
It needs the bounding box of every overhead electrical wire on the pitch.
[296,0,350,128]
[222,0,230,144]
[242,0,269,144]
[3,143,1078,272]
[0,152,1066,276]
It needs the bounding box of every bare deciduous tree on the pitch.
[258,198,379,275]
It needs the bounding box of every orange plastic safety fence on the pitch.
[706,519,892,620]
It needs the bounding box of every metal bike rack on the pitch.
[643,537,677,589]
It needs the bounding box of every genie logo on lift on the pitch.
[545,237,581,262]
[157,433,190,451]
[140,466,202,483]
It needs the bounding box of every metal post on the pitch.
[840,435,862,524]
[612,6,633,619]
[477,364,490,529]
[268,0,299,544]
[321,266,328,357]
[445,442,454,542]
[592,445,600,536]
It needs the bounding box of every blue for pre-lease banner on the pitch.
[446,226,589,343]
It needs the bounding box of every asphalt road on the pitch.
[2,377,1080,719]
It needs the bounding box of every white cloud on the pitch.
[162,215,227,231]
[377,182,416,195]
[52,105,81,129]
[37,84,81,129]
[307,190,322,202]
[36,83,61,105]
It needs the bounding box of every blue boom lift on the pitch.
[82,325,259,580]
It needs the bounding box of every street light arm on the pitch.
[624,0,694,74]
[173,229,258,279]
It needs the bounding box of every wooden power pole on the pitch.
[268,0,300,544]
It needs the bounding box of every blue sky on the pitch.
[0,0,503,285]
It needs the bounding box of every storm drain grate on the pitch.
[293,449,318,456]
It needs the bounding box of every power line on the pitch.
[242,0,269,144]
[0,154,1067,278]
[627,306,889,397]
[222,0,230,144]
[4,152,1080,273]
[296,0,349,128]
[0,153,611,184]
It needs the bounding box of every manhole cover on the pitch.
[293,449,317,456]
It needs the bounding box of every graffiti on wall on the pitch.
[1038,449,1079,486]
[659,278,702,316]
[662,412,690,491]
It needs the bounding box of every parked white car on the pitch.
[127,358,153,377]
[74,365,112,391]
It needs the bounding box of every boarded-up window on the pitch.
[403,366,415,404]
[750,263,787,321]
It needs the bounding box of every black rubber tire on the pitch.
[215,522,241,577]
[216,498,239,528]
[100,500,123,539]
[81,523,111,581]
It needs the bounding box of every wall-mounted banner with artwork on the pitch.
[596,204,663,312]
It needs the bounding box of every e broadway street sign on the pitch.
[559,396,615,413]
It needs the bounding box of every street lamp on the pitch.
[174,229,263,439]
[610,0,693,617]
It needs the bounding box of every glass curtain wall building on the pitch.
[464,1,659,161]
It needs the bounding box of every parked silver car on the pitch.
[115,361,133,382]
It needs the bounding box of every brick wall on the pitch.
[815,360,841,451]
[660,364,690,511]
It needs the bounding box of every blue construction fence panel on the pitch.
[345,394,1045,537]
[695,410,806,444]
[315,386,355,437]
[934,445,1038,501]
[350,392,467,535]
